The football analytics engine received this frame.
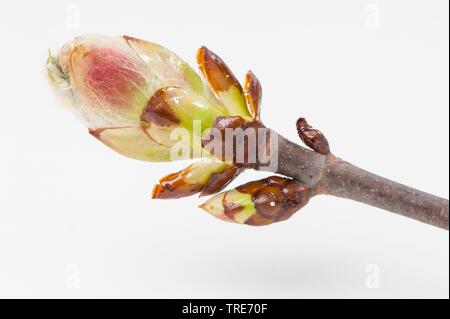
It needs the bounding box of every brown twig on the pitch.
[273,131,449,230]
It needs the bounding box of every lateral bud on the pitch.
[296,117,330,155]
[152,162,241,199]
[200,176,311,226]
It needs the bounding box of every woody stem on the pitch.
[273,133,449,230]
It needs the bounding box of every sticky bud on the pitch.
[200,176,311,226]
[152,162,240,199]
[296,117,330,155]
[47,35,222,162]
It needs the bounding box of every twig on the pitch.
[274,131,449,230]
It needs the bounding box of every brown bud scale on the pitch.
[200,165,241,197]
[235,176,310,226]
[244,71,262,121]
[296,117,330,155]
[201,116,270,169]
[152,169,204,199]
[141,87,180,127]
[197,46,243,93]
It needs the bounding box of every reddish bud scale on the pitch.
[243,71,262,121]
[152,164,241,199]
[235,176,310,226]
[141,87,181,127]
[201,116,269,169]
[296,117,330,155]
[200,166,241,197]
[197,46,242,93]
[152,170,204,199]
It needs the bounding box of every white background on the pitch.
[0,0,448,298]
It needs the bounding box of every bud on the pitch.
[296,117,330,155]
[152,161,240,199]
[47,34,221,161]
[243,71,262,121]
[200,176,311,226]
[48,35,274,202]
[197,47,251,119]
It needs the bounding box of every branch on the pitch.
[49,35,448,229]
[274,132,449,230]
